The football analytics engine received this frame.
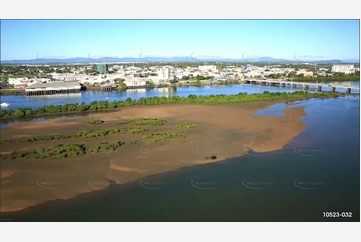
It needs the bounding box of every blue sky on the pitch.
[1,20,359,60]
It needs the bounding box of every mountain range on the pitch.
[1,56,359,64]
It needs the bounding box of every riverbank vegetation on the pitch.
[88,141,125,154]
[0,91,344,119]
[142,133,188,143]
[0,131,189,160]
[1,144,87,160]
[83,119,104,125]
[175,123,197,129]
[122,127,148,134]
[1,141,126,160]
[118,118,164,126]
[1,127,148,144]
[291,72,360,83]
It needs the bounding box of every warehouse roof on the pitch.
[26,81,81,90]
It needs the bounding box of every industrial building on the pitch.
[25,81,82,96]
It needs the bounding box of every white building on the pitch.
[331,65,355,74]
[157,67,174,80]
[7,77,29,85]
[125,79,146,87]
[198,65,217,73]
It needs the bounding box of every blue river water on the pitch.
[1,82,359,111]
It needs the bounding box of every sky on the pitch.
[1,19,359,61]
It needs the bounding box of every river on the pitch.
[1,82,360,111]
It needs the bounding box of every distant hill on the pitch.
[338,59,360,64]
[1,56,359,64]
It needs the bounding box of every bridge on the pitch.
[243,79,360,94]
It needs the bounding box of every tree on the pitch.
[146,81,155,88]
[120,82,127,89]
[14,109,25,118]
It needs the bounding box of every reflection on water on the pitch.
[26,92,82,99]
[0,113,89,129]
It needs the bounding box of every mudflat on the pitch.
[0,102,306,212]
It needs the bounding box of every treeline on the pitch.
[292,73,360,83]
[0,91,343,119]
